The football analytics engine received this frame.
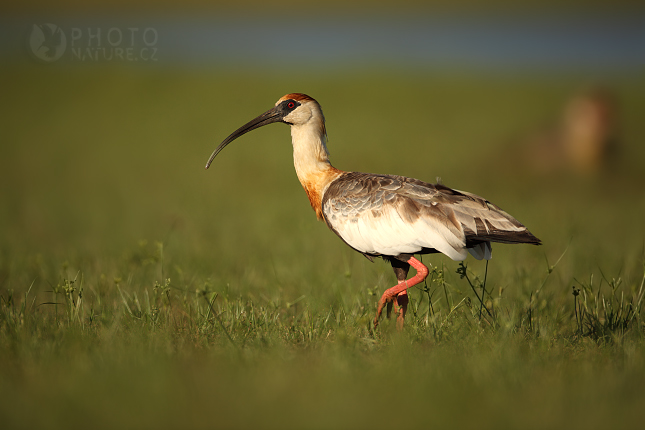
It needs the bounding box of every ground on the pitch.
[1,65,644,429]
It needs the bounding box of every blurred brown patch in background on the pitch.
[519,85,621,177]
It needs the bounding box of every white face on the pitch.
[280,100,318,127]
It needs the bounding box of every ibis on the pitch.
[205,93,541,329]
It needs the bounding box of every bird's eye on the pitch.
[287,101,296,109]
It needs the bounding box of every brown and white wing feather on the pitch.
[322,172,540,261]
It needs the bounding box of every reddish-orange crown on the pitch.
[278,93,317,103]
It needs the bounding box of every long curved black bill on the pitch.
[205,106,284,169]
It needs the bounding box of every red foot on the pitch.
[395,291,409,330]
[374,257,429,329]
[386,282,405,319]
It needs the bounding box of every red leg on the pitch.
[395,290,409,330]
[374,257,429,329]
[386,281,405,319]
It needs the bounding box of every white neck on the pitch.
[288,118,343,220]
[290,122,333,184]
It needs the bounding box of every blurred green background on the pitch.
[1,2,645,429]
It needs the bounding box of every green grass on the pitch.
[1,64,645,429]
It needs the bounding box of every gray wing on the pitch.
[322,172,540,260]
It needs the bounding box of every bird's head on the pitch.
[205,93,323,169]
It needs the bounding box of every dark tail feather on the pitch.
[466,229,541,247]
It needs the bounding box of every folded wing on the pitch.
[322,172,540,261]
